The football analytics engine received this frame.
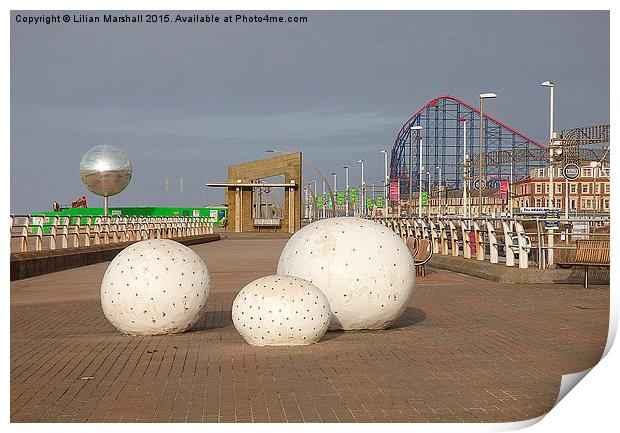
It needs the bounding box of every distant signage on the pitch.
[473,177,486,191]
[563,163,580,181]
[327,195,333,209]
[349,187,359,203]
[421,191,428,206]
[316,195,324,207]
[389,182,400,201]
[544,209,560,230]
[519,207,556,215]
[210,209,218,220]
[499,181,509,199]
[193,209,200,217]
[366,197,373,210]
[336,191,345,206]
[111,210,122,216]
[376,195,384,207]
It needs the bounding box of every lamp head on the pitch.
[541,80,555,87]
[479,92,498,99]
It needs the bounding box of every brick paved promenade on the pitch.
[10,237,608,422]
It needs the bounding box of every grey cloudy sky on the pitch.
[10,10,609,213]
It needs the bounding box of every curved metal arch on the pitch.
[390,95,547,196]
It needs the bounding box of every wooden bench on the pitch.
[555,240,610,288]
[406,238,433,277]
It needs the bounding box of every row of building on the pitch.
[383,162,610,217]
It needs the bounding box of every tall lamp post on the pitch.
[478,93,498,217]
[343,165,350,216]
[410,125,424,218]
[358,159,365,217]
[457,118,468,217]
[427,171,432,218]
[380,149,388,218]
[331,171,337,216]
[436,166,442,216]
[541,81,555,208]
[541,80,555,266]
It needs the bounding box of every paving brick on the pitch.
[11,237,608,423]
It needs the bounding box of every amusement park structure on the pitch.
[390,95,610,197]
[391,95,547,194]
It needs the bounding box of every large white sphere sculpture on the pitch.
[277,217,415,330]
[232,275,331,346]
[101,239,210,335]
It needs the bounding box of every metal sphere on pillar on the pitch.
[79,145,132,214]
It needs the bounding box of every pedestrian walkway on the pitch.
[10,237,608,422]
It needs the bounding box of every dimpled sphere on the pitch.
[232,275,331,346]
[101,239,210,335]
[277,217,415,330]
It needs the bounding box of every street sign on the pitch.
[376,195,384,207]
[327,194,333,209]
[473,177,486,191]
[421,191,428,206]
[499,181,509,199]
[350,187,359,203]
[389,182,400,201]
[316,195,324,207]
[563,163,580,181]
[336,191,345,206]
[544,209,560,230]
[366,197,373,210]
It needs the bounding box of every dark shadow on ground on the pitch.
[319,306,427,341]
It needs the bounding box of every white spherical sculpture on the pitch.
[277,217,415,330]
[101,239,210,335]
[232,275,331,346]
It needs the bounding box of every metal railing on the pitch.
[369,215,610,270]
[10,214,215,254]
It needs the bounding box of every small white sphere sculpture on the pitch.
[232,275,331,346]
[277,217,415,330]
[101,239,210,335]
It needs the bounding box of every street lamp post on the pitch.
[436,166,442,216]
[457,118,468,217]
[380,149,388,218]
[358,159,365,217]
[410,125,424,218]
[427,171,432,218]
[478,93,498,217]
[541,80,555,266]
[343,165,350,217]
[332,171,337,216]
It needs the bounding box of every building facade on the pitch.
[512,163,610,215]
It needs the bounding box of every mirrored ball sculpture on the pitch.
[79,144,132,214]
[101,239,210,335]
[277,217,416,331]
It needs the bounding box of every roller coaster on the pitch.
[389,95,610,194]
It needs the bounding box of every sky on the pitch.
[10,10,609,214]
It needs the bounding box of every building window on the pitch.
[604,199,610,210]
[537,168,545,178]
[582,168,592,177]
[535,198,542,207]
[556,199,562,208]
[536,184,542,194]
[570,184,578,193]
[555,184,562,194]
[582,183,589,194]
[581,198,593,209]
[570,199,577,210]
